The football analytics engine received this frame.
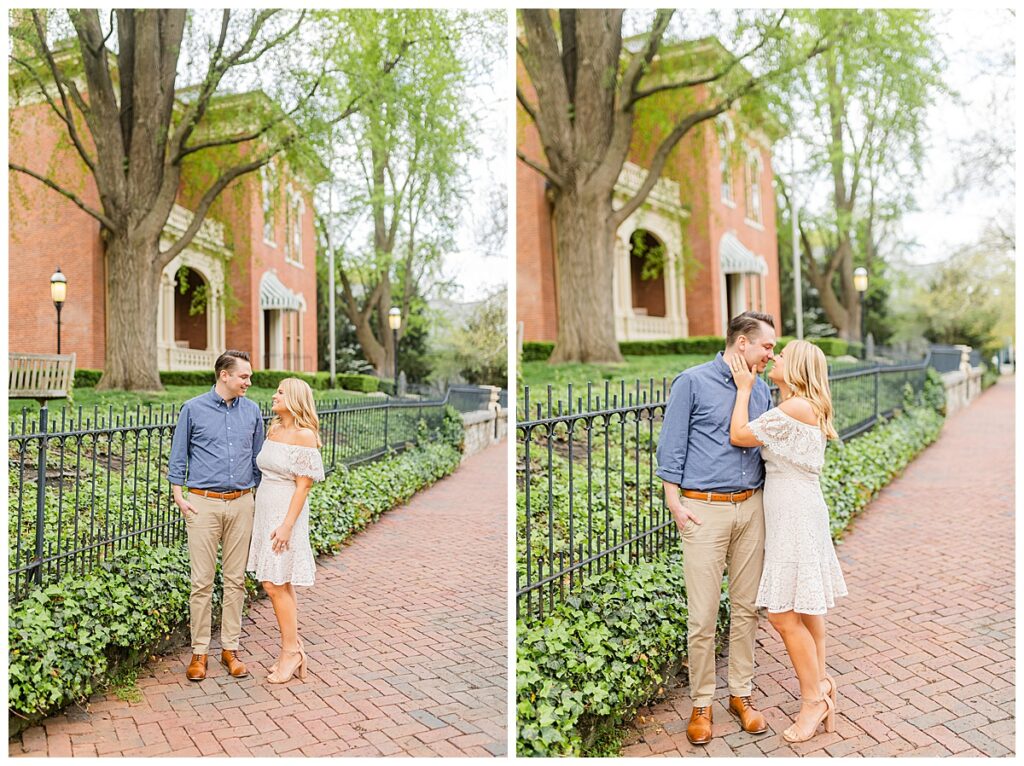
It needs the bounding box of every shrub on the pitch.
[808,337,849,357]
[73,369,103,388]
[522,342,555,363]
[9,428,464,728]
[335,373,379,393]
[516,404,945,756]
[159,370,215,387]
[516,553,730,756]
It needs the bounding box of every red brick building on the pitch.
[9,86,318,373]
[517,39,781,344]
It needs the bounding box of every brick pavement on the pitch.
[622,378,1015,757]
[11,442,508,757]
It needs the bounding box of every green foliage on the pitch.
[617,337,725,357]
[334,373,380,393]
[516,403,945,756]
[8,424,464,726]
[522,342,555,363]
[808,337,849,357]
[157,370,216,387]
[922,367,947,414]
[74,369,103,388]
[516,553,730,756]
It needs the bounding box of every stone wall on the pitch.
[462,408,508,459]
[942,368,984,416]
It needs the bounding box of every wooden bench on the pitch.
[9,352,77,403]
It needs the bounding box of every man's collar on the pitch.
[209,385,236,407]
[712,351,731,376]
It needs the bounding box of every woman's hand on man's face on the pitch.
[729,353,757,391]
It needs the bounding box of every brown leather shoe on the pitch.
[186,654,207,681]
[220,649,249,678]
[686,705,713,745]
[729,695,768,734]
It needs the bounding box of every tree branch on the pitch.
[9,163,115,230]
[630,11,786,107]
[517,149,563,188]
[619,10,673,108]
[157,145,286,266]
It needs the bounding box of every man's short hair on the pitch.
[215,350,251,379]
[726,311,776,347]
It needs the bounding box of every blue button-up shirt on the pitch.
[167,387,264,491]
[655,352,772,492]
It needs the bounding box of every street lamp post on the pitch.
[388,307,401,395]
[853,267,868,360]
[50,267,67,354]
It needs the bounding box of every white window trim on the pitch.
[744,146,763,226]
[261,163,278,247]
[717,115,736,205]
[284,185,305,268]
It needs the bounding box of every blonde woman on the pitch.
[247,377,325,684]
[728,340,847,744]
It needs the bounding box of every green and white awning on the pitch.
[260,271,303,311]
[719,232,769,276]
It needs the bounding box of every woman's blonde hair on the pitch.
[781,340,839,440]
[269,377,322,447]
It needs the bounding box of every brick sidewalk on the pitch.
[12,442,508,757]
[622,378,1015,757]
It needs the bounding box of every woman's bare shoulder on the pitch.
[778,396,818,426]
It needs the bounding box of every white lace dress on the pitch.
[748,408,848,615]
[247,440,325,587]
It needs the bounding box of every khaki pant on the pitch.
[679,491,765,706]
[185,491,255,654]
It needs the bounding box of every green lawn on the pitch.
[520,354,715,412]
[519,353,865,415]
[9,385,371,421]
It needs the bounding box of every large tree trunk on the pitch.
[96,231,164,390]
[549,188,622,364]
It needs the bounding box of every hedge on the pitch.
[8,408,464,728]
[523,336,853,363]
[73,369,379,393]
[516,397,945,756]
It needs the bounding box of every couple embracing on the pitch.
[656,311,848,746]
[167,350,325,686]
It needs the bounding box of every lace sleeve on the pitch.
[749,408,824,472]
[290,447,325,481]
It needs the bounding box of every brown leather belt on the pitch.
[188,487,254,501]
[682,488,757,504]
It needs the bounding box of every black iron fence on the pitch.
[8,391,472,602]
[515,357,932,620]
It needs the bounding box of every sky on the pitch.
[897,9,1015,266]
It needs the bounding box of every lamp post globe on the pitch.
[853,267,868,358]
[50,267,68,354]
[388,308,401,394]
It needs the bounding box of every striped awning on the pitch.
[719,232,769,276]
[260,271,303,311]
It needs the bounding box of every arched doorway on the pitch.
[173,266,209,351]
[629,229,667,318]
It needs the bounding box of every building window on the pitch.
[717,116,735,205]
[745,148,763,224]
[284,185,305,266]
[261,163,278,245]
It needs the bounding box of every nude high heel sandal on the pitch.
[782,695,835,744]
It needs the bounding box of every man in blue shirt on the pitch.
[168,350,265,682]
[656,311,777,745]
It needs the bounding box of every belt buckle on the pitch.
[706,491,713,503]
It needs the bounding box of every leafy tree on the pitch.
[9,10,375,389]
[317,10,497,377]
[517,9,830,363]
[775,10,946,342]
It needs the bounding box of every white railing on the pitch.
[617,313,685,341]
[159,345,218,371]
